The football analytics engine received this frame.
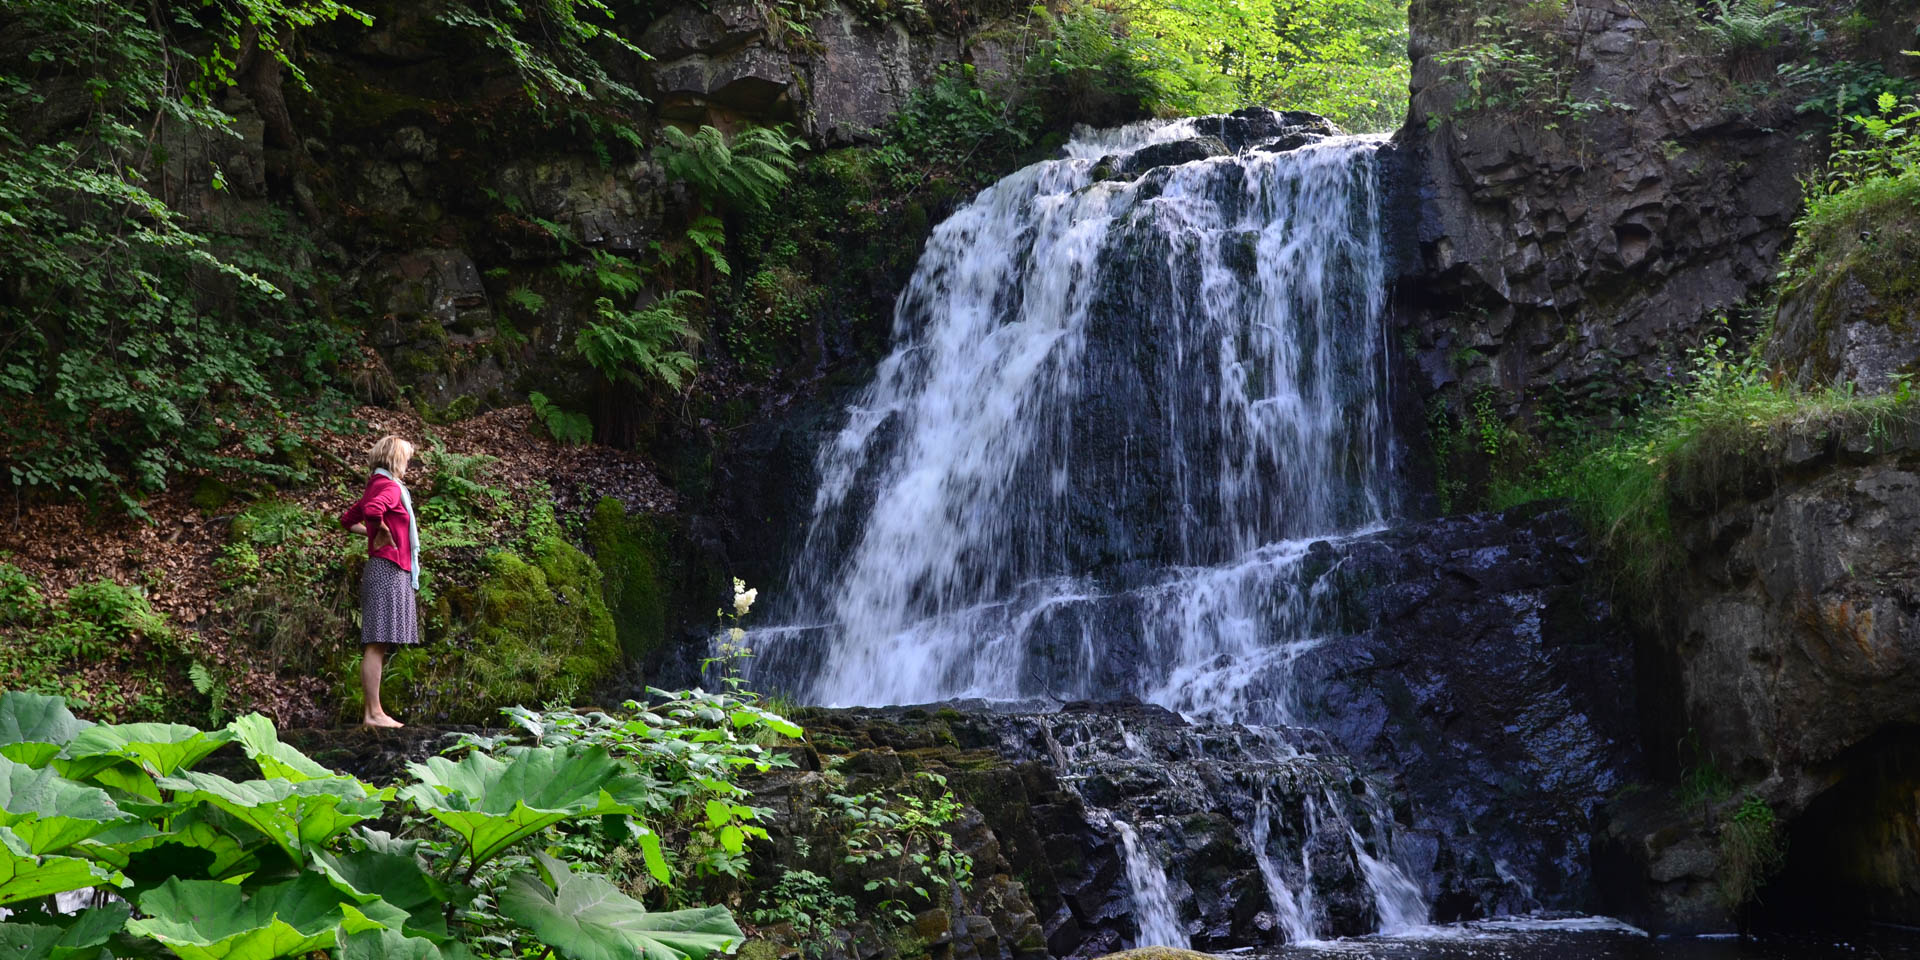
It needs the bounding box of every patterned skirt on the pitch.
[360,557,421,648]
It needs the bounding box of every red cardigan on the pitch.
[339,473,414,572]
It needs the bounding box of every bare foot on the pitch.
[362,715,405,729]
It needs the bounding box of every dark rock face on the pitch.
[1396,0,1807,419]
[644,0,987,143]
[1600,416,1920,929]
[1112,136,1228,176]
[1295,506,1640,917]
[765,508,1638,949]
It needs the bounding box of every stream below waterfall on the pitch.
[737,109,1892,954]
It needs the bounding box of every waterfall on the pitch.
[1114,820,1189,948]
[749,116,1393,723]
[749,110,1425,942]
[1253,792,1318,943]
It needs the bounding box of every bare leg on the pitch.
[360,643,404,728]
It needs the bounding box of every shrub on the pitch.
[0,689,789,959]
[0,1,365,512]
[657,125,808,214]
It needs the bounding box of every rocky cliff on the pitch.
[1392,0,1920,933]
[1599,410,1920,930]
[1393,0,1809,427]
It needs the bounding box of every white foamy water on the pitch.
[749,125,1393,721]
[1115,819,1190,948]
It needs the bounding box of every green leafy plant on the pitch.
[1701,0,1807,54]
[1487,324,1919,603]
[501,852,743,960]
[436,0,648,113]
[0,0,365,511]
[1717,793,1786,907]
[1429,4,1634,131]
[577,293,702,392]
[827,771,973,926]
[529,392,593,446]
[657,126,807,214]
[0,690,755,959]
[749,869,856,958]
[486,683,801,890]
[0,568,206,722]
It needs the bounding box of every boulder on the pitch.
[1115,136,1229,175]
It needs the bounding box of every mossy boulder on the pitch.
[585,497,669,660]
[1769,174,1920,394]
[362,536,619,723]
[1090,949,1215,960]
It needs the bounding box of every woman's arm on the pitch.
[340,478,401,530]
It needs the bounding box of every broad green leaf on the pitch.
[0,756,131,854]
[0,901,130,960]
[0,692,92,767]
[499,852,743,960]
[398,747,638,867]
[81,806,256,880]
[338,927,477,960]
[0,826,116,906]
[58,724,236,782]
[125,874,395,960]
[312,848,458,941]
[636,831,668,886]
[156,771,383,862]
[225,714,332,782]
[0,921,64,958]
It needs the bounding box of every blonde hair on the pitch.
[367,435,416,477]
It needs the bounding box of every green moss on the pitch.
[366,536,619,722]
[1790,172,1920,336]
[190,477,234,512]
[585,497,669,660]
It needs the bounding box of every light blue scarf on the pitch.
[372,468,421,591]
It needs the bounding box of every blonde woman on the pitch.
[338,435,421,728]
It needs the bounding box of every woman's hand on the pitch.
[349,522,368,536]
[369,525,396,550]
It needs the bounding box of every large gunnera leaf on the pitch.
[0,901,130,959]
[124,873,397,960]
[0,693,92,767]
[0,756,132,854]
[81,806,255,881]
[58,723,237,785]
[312,848,460,941]
[155,771,385,862]
[0,825,116,906]
[500,853,742,960]
[224,715,332,783]
[398,747,637,866]
[338,927,478,960]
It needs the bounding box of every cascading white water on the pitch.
[749,119,1393,724]
[748,114,1426,945]
[1253,792,1318,943]
[1113,820,1189,948]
